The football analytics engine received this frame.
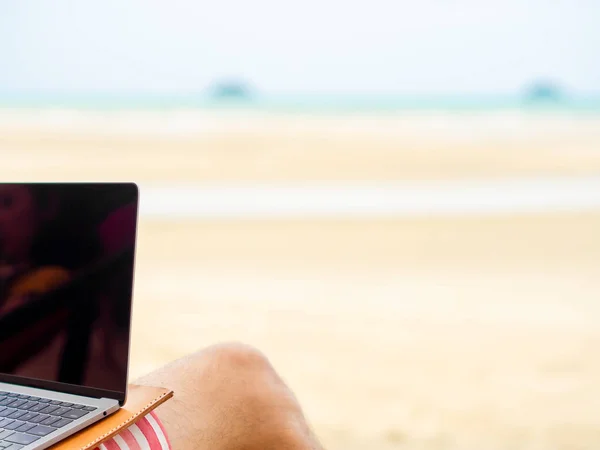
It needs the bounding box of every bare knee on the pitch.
[203,342,274,375]
[140,342,321,450]
[199,342,300,406]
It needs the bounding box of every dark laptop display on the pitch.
[0,183,138,397]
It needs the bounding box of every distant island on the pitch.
[209,80,253,102]
[524,81,564,103]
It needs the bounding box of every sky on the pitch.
[0,0,599,96]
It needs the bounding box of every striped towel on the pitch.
[94,411,171,450]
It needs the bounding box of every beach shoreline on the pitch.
[1,109,600,183]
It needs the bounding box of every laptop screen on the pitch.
[0,183,138,397]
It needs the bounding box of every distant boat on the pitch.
[525,81,564,103]
[209,80,253,101]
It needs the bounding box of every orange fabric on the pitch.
[50,385,173,450]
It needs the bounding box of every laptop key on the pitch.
[0,409,14,418]
[0,418,14,428]
[28,404,45,413]
[83,406,97,412]
[51,418,73,428]
[49,400,62,406]
[5,445,25,450]
[6,401,24,410]
[50,407,71,417]
[17,412,38,422]
[14,424,34,433]
[38,405,59,415]
[5,412,25,420]
[70,404,84,409]
[15,396,29,401]
[29,415,49,424]
[0,430,14,439]
[3,422,23,431]
[37,398,50,403]
[5,394,18,398]
[5,432,40,445]
[27,425,55,437]
[40,416,60,426]
[61,409,89,420]
[18,401,37,411]
[28,397,40,402]
[59,402,73,407]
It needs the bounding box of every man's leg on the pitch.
[134,343,323,450]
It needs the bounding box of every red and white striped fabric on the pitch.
[94,411,171,450]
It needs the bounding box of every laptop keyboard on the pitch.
[0,391,97,449]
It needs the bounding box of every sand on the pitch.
[1,110,600,182]
[130,216,600,450]
[1,110,600,449]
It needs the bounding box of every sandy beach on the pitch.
[1,110,600,449]
[130,216,600,450]
[1,110,600,182]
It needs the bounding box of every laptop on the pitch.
[0,183,139,450]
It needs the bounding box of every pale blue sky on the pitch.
[1,0,598,95]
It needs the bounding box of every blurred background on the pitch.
[2,1,600,448]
